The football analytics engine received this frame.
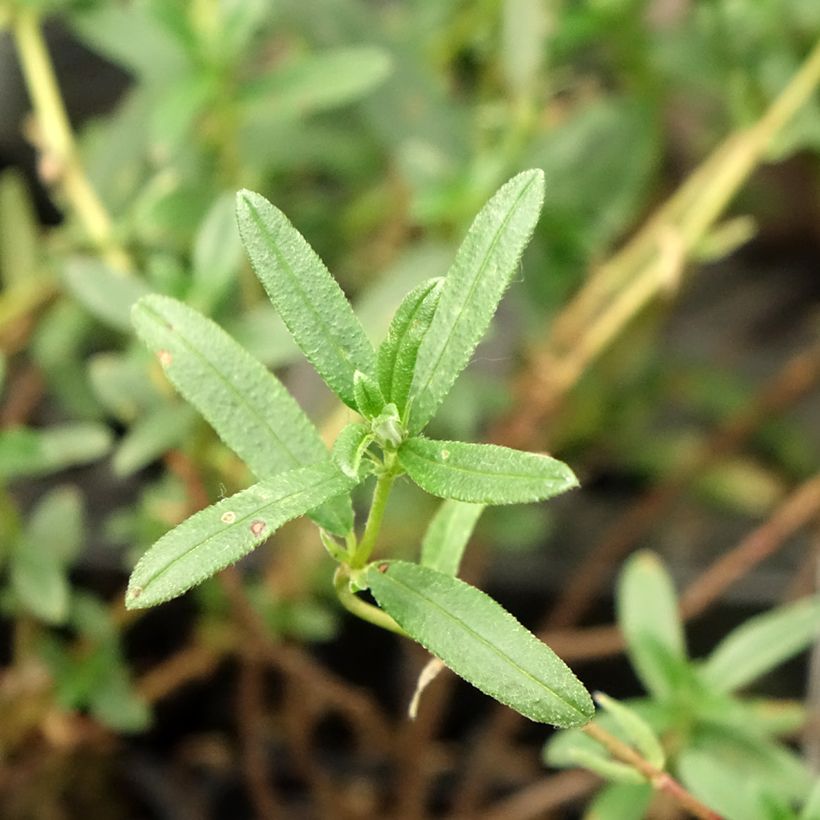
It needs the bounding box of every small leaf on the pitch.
[353,370,386,419]
[25,486,85,565]
[377,277,442,417]
[190,193,244,311]
[583,783,654,820]
[595,692,665,770]
[616,551,687,700]
[127,462,353,608]
[406,170,545,433]
[132,295,350,534]
[545,727,645,784]
[700,594,820,693]
[236,190,377,408]
[62,257,150,331]
[11,545,70,624]
[421,499,484,576]
[113,403,198,476]
[332,423,373,481]
[363,561,593,727]
[398,437,578,504]
[0,424,112,481]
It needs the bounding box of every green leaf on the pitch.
[406,170,545,433]
[113,403,198,476]
[236,190,377,408]
[545,727,644,784]
[353,370,386,419]
[398,437,578,504]
[0,424,112,481]
[700,594,820,693]
[62,257,150,331]
[127,462,352,608]
[240,46,392,120]
[800,780,820,820]
[25,486,85,565]
[363,561,593,727]
[583,783,654,820]
[594,693,665,769]
[421,499,484,576]
[0,169,39,287]
[11,544,70,624]
[89,661,151,733]
[190,193,244,311]
[377,277,443,417]
[332,423,373,481]
[131,295,351,534]
[616,551,687,700]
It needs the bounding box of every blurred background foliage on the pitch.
[1,0,820,817]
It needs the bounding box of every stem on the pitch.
[351,457,397,568]
[582,723,723,820]
[333,569,406,636]
[11,7,131,272]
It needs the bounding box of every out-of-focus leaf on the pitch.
[113,403,198,476]
[88,661,151,733]
[545,726,644,784]
[594,693,665,769]
[801,780,820,820]
[616,551,687,700]
[0,424,112,481]
[11,544,70,625]
[88,351,163,422]
[190,193,244,311]
[700,594,820,693]
[240,46,392,120]
[0,169,39,286]
[421,499,484,576]
[63,257,151,331]
[583,783,654,820]
[25,486,85,565]
[502,0,548,97]
[363,561,594,727]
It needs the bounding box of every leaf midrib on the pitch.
[376,566,587,720]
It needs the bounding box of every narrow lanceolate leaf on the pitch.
[364,561,593,727]
[616,552,687,700]
[236,190,377,408]
[127,463,352,609]
[132,295,351,535]
[332,423,373,481]
[406,170,545,433]
[421,499,484,576]
[398,437,578,505]
[353,370,386,419]
[595,693,665,770]
[377,277,442,417]
[700,594,820,694]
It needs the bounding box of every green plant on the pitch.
[547,551,820,819]
[124,169,594,728]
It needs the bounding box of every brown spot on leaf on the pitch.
[129,585,143,600]
[220,511,236,524]
[157,349,173,366]
[250,519,266,536]
[377,563,389,573]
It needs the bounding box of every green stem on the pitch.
[11,6,131,272]
[351,459,396,568]
[334,572,407,637]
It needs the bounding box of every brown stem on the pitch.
[582,722,722,820]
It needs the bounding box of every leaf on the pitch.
[406,170,545,433]
[421,499,484,576]
[25,486,85,565]
[0,169,39,287]
[190,192,244,311]
[113,403,198,476]
[377,277,443,417]
[594,693,665,769]
[0,424,112,481]
[62,257,150,331]
[236,190,377,408]
[240,46,392,120]
[800,780,820,820]
[546,725,645,784]
[132,295,351,534]
[583,783,654,820]
[700,594,820,693]
[88,661,151,733]
[127,463,352,608]
[11,544,70,624]
[398,437,578,504]
[616,551,687,700]
[363,561,593,727]
[332,423,373,481]
[353,370,386,419]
